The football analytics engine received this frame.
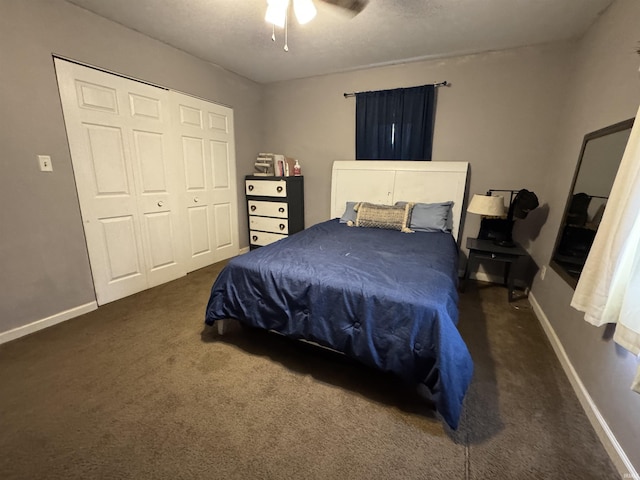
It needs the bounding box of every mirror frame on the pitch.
[550,117,635,288]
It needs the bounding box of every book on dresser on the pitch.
[254,153,275,176]
[245,175,304,250]
[254,152,298,177]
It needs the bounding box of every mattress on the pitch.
[205,219,473,428]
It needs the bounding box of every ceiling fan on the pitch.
[265,0,369,51]
[319,0,369,16]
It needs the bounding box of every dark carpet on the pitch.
[0,261,618,479]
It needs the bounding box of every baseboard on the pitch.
[238,246,250,255]
[0,302,98,345]
[529,293,638,479]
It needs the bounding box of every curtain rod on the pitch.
[343,81,449,98]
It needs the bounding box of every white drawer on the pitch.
[248,200,288,218]
[250,230,287,247]
[249,215,289,234]
[246,179,287,197]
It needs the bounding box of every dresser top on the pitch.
[246,175,303,180]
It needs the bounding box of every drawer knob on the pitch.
[250,205,257,211]
[278,207,285,213]
[252,235,258,241]
[248,185,254,191]
[157,201,164,207]
[276,186,283,193]
[491,253,496,259]
[279,224,285,230]
[193,197,199,203]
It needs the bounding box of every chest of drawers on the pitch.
[245,176,304,249]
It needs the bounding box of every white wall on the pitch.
[0,0,263,334]
[262,42,573,261]
[530,0,640,472]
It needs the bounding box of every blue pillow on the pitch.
[339,201,358,223]
[396,201,453,232]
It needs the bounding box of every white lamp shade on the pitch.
[293,0,317,24]
[467,194,506,217]
[265,0,289,28]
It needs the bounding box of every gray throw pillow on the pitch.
[339,201,357,223]
[396,201,453,232]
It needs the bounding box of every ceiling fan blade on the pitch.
[319,0,369,15]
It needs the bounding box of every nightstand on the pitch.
[462,237,529,302]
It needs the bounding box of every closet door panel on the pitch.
[180,133,214,264]
[133,130,168,193]
[99,215,145,282]
[144,211,178,269]
[131,123,183,287]
[211,140,230,189]
[172,93,238,271]
[206,105,238,262]
[74,80,118,113]
[182,136,207,191]
[214,203,233,248]
[85,124,131,196]
[187,205,212,257]
[129,93,162,120]
[56,59,239,302]
[55,59,185,304]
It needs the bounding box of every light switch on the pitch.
[38,155,53,172]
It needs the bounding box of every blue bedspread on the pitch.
[205,219,473,428]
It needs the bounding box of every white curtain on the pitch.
[571,105,640,393]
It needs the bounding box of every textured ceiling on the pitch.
[64,0,614,84]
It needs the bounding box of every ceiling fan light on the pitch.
[293,0,317,25]
[265,0,289,28]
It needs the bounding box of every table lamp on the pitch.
[468,190,539,247]
[467,193,509,245]
[467,194,506,218]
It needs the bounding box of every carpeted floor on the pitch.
[0,261,619,479]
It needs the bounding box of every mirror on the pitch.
[550,118,634,288]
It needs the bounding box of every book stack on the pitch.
[254,153,275,176]
[255,153,297,177]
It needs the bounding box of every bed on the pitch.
[205,161,473,429]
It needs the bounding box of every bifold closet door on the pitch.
[171,94,239,272]
[56,59,186,305]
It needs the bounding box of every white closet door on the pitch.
[55,59,186,305]
[172,94,239,272]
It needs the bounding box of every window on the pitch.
[355,85,435,161]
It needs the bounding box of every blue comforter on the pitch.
[205,219,473,428]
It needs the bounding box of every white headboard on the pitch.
[331,161,469,242]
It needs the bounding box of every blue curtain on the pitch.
[356,85,435,160]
